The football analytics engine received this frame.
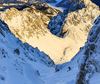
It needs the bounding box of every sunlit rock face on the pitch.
[1,4,60,42]
[1,0,100,64]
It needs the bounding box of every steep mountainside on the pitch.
[0,19,54,84]
[0,14,100,84]
[1,0,100,64]
[76,15,100,84]
[0,0,100,84]
[0,6,85,64]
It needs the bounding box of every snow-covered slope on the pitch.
[0,18,78,84]
[0,19,55,84]
[0,11,100,84]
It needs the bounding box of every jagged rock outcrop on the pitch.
[76,15,100,84]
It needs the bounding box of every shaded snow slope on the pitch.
[0,19,55,84]
[76,15,100,84]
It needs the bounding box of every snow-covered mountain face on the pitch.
[76,15,100,84]
[0,5,84,64]
[0,0,100,64]
[0,19,55,84]
[0,0,100,84]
